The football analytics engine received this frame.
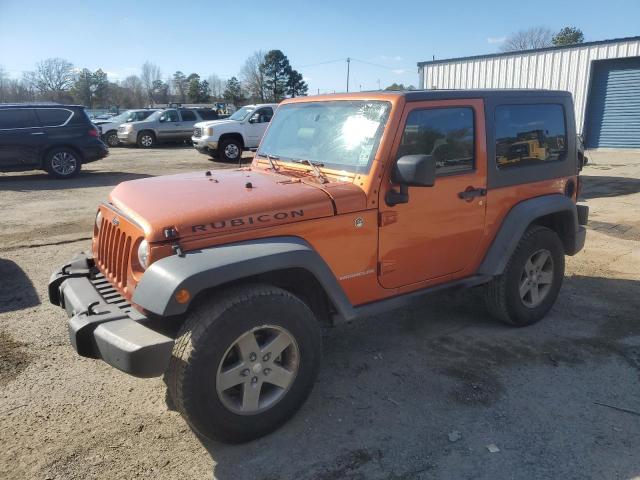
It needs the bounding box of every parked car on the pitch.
[117,108,221,148]
[94,109,158,147]
[192,103,278,161]
[49,90,588,442]
[0,103,108,178]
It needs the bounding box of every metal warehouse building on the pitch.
[418,36,640,148]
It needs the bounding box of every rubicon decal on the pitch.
[191,209,304,232]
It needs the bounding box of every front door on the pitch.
[245,107,274,147]
[156,109,181,140]
[378,99,487,288]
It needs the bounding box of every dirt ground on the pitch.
[1,146,639,480]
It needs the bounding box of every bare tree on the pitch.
[500,27,553,52]
[24,57,75,101]
[140,62,162,105]
[121,75,145,107]
[0,66,8,103]
[207,74,224,101]
[240,50,266,102]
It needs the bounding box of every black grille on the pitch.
[90,272,132,313]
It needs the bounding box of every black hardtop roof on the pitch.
[0,103,86,109]
[386,89,572,102]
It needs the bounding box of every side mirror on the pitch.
[248,115,259,124]
[386,154,436,206]
[159,115,166,123]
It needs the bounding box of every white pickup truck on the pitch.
[192,103,278,161]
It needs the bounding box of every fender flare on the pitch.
[132,236,355,319]
[477,194,579,276]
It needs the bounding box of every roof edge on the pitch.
[417,35,640,67]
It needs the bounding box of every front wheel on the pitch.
[484,225,565,326]
[104,131,119,147]
[137,131,156,148]
[165,284,322,443]
[219,138,242,162]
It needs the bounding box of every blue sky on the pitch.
[0,0,638,93]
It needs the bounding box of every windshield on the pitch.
[257,100,390,173]
[144,111,162,122]
[108,111,134,123]
[229,106,255,121]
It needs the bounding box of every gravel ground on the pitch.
[1,146,639,480]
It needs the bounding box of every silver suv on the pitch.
[117,108,220,148]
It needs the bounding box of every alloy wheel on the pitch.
[50,151,78,176]
[216,325,299,415]
[519,249,554,308]
[224,143,239,159]
[141,135,153,147]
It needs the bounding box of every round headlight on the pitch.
[137,239,149,269]
[95,210,103,230]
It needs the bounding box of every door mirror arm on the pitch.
[385,184,409,206]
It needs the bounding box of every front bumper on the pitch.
[49,253,174,378]
[117,130,138,145]
[192,136,218,154]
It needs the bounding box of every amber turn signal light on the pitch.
[175,289,191,304]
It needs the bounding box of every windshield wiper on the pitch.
[256,152,280,171]
[291,159,328,184]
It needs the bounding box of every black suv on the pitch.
[0,104,108,178]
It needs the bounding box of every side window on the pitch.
[164,110,180,122]
[259,107,274,122]
[35,108,73,127]
[179,109,197,121]
[495,104,567,168]
[398,107,475,175]
[0,109,38,129]
[197,109,219,120]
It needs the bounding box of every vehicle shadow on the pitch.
[0,258,40,313]
[0,171,152,192]
[193,275,640,480]
[580,175,640,199]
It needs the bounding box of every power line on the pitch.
[296,58,346,69]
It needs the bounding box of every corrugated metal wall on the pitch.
[419,38,640,134]
[584,57,640,148]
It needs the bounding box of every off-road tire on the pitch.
[219,138,242,162]
[104,130,119,147]
[165,284,322,443]
[137,131,156,148]
[44,147,82,179]
[484,225,565,326]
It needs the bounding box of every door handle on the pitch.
[458,187,486,200]
[31,132,45,135]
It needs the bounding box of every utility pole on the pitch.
[346,57,351,92]
[377,78,381,90]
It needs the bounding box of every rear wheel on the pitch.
[137,131,156,148]
[165,284,322,443]
[44,148,81,178]
[484,226,565,326]
[219,138,242,162]
[104,130,119,147]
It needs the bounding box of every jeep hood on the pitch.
[108,168,366,242]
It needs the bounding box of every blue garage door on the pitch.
[585,57,640,148]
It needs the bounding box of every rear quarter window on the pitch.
[35,108,74,127]
[495,104,567,169]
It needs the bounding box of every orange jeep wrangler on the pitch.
[50,90,588,442]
